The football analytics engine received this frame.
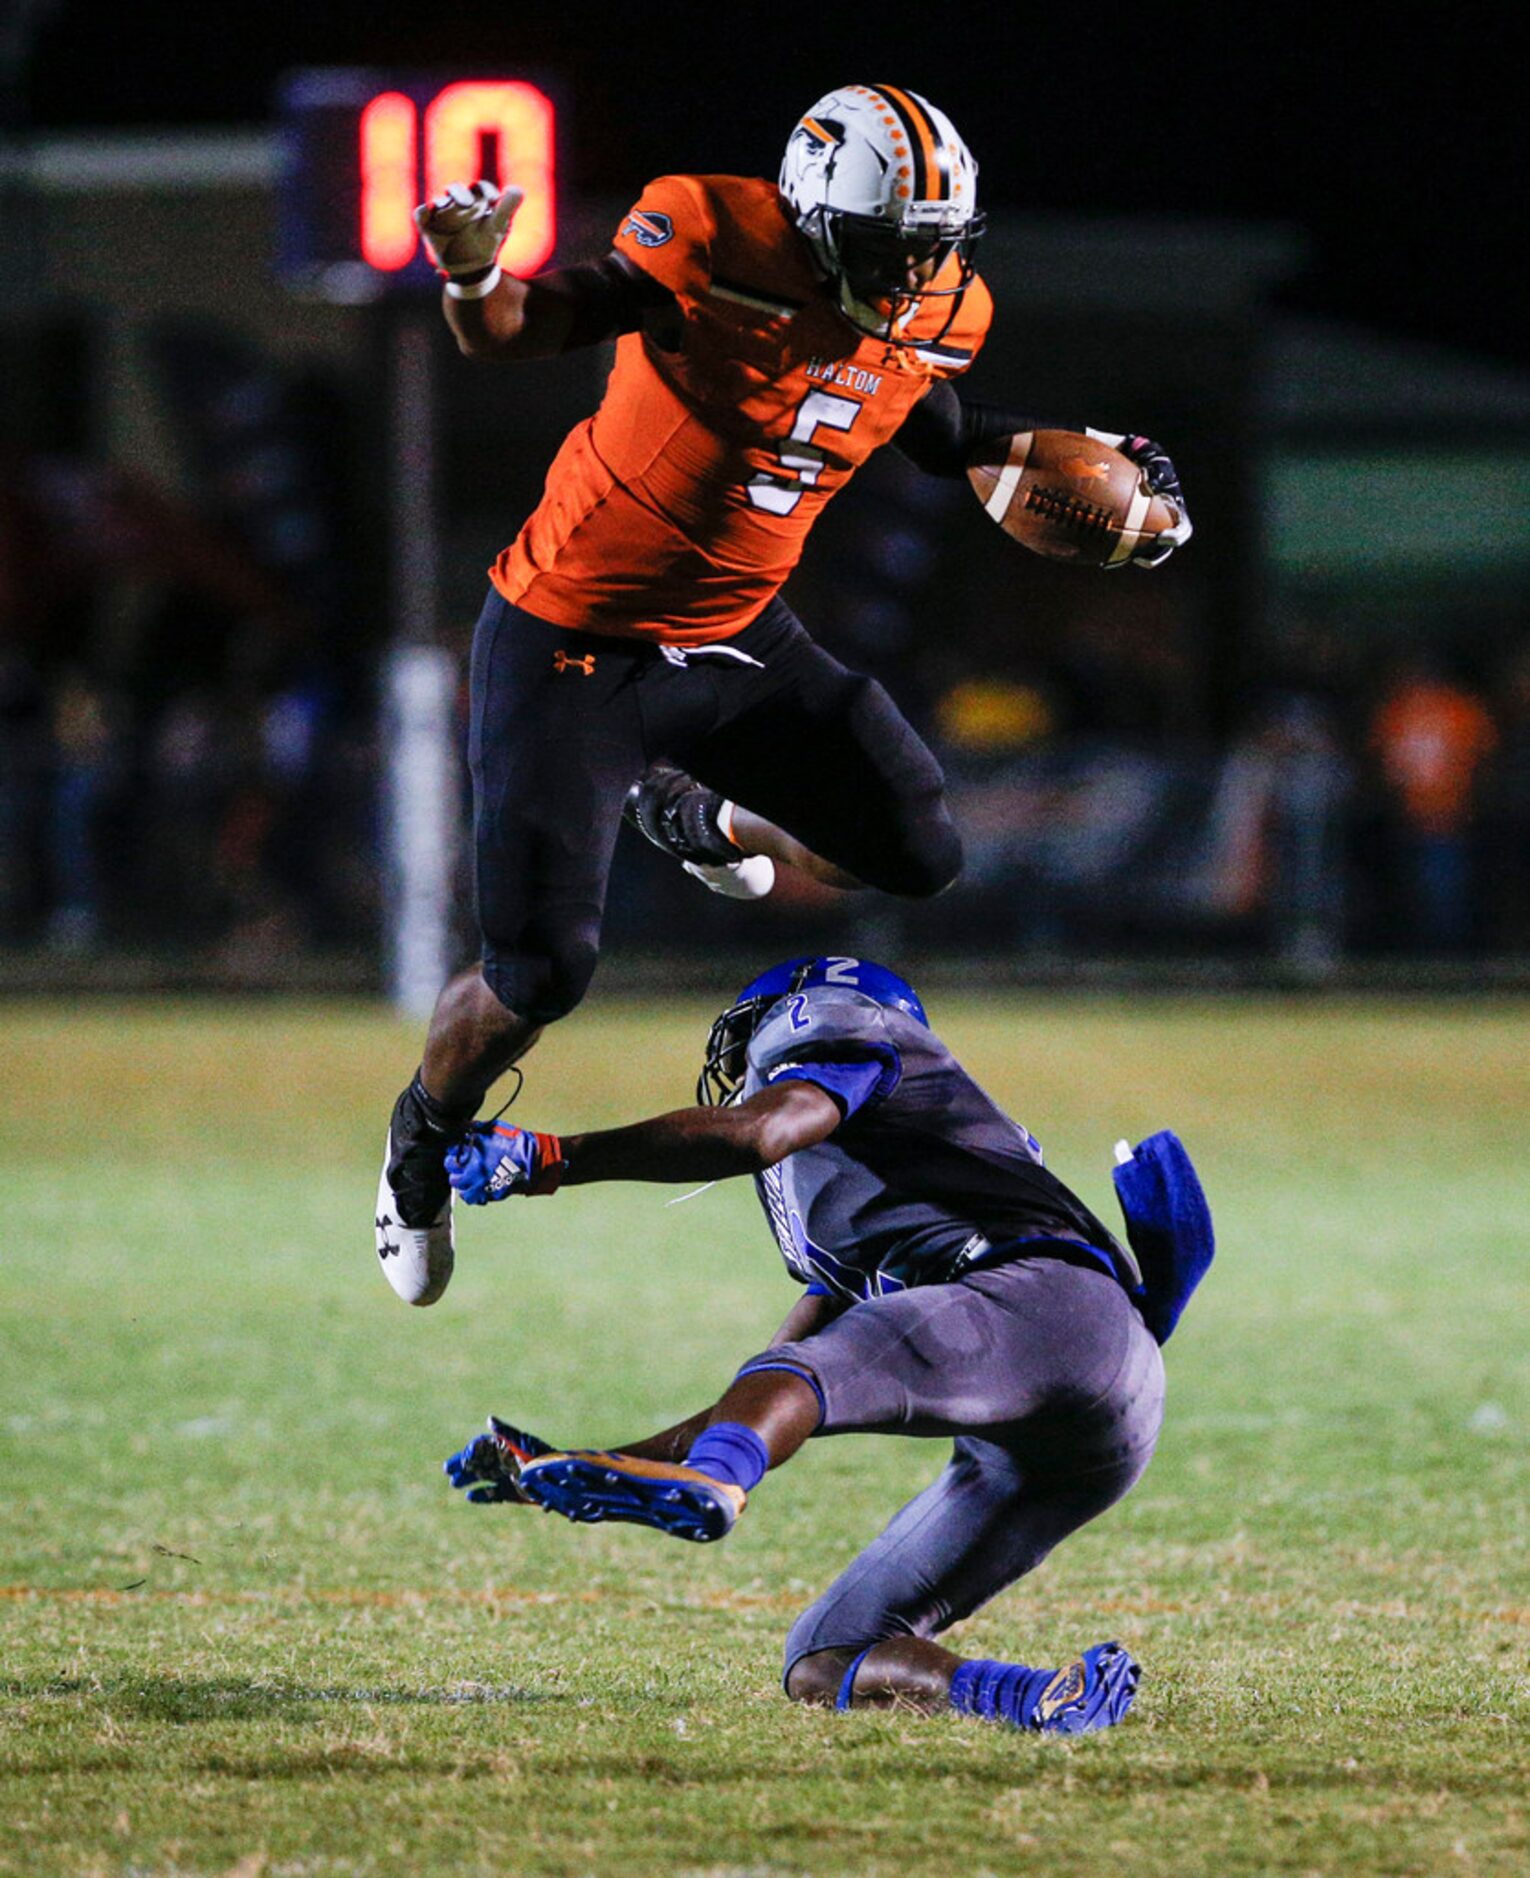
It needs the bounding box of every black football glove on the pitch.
[1088,429,1193,567]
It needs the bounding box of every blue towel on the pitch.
[1111,1130,1215,1344]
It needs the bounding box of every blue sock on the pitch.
[949,1657,1055,1730]
[682,1422,770,1494]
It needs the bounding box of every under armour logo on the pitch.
[375,1214,400,1259]
[553,650,596,676]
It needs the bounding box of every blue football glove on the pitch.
[1087,428,1193,566]
[443,1416,555,1504]
[445,1121,567,1204]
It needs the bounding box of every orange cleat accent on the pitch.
[517,1450,746,1542]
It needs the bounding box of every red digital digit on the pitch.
[423,81,557,276]
[355,79,556,278]
[358,91,419,271]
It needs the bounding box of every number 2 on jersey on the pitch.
[746,390,861,515]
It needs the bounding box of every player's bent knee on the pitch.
[905,818,963,898]
[818,674,962,898]
[481,938,598,1026]
[873,815,963,899]
[784,1648,851,1707]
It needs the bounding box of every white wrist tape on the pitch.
[445,264,503,301]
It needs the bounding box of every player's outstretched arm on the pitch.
[414,181,532,352]
[445,1081,844,1202]
[563,1081,844,1184]
[415,180,673,361]
[892,380,1038,478]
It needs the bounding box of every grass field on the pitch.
[2,990,1527,1877]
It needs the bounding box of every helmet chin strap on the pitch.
[791,205,912,341]
[837,278,893,337]
[793,202,950,346]
[836,276,963,350]
[889,295,924,340]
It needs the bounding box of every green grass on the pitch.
[2,991,1527,1877]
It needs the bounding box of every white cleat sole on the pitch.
[681,855,776,900]
[375,1134,454,1306]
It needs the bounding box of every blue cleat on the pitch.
[1031,1641,1140,1734]
[443,1416,556,1504]
[516,1450,746,1543]
[951,1640,1140,1734]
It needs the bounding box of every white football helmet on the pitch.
[780,84,984,343]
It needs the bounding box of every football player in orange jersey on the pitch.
[375,85,1191,1303]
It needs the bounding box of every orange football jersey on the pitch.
[492,174,993,644]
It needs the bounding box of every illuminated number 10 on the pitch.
[359,81,556,276]
[747,390,861,514]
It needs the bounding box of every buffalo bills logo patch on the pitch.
[621,210,674,248]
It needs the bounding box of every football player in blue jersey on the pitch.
[442,956,1214,1734]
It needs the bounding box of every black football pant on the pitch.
[467,592,961,1023]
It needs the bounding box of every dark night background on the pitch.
[8,0,1530,976]
[16,0,1530,369]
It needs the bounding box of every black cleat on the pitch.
[375,1077,468,1306]
[623,764,775,900]
[385,1079,458,1228]
[624,763,737,864]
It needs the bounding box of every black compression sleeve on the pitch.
[892,379,1043,478]
[543,253,677,351]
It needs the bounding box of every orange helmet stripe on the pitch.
[872,83,950,202]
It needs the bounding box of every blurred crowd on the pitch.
[3,338,1528,978]
[0,449,377,974]
[787,449,1530,968]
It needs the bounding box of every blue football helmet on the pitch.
[698,956,928,1106]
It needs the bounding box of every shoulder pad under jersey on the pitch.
[612,175,716,302]
[900,270,994,378]
[748,986,903,1096]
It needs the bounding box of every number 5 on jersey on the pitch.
[747,390,861,515]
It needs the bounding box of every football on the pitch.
[968,429,1180,567]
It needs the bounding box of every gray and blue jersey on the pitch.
[741,985,1132,1302]
[732,982,1169,1685]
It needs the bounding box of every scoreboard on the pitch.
[274,71,563,1007]
[278,69,559,300]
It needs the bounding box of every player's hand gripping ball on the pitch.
[446,1122,567,1203]
[969,428,1191,568]
[412,180,523,279]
